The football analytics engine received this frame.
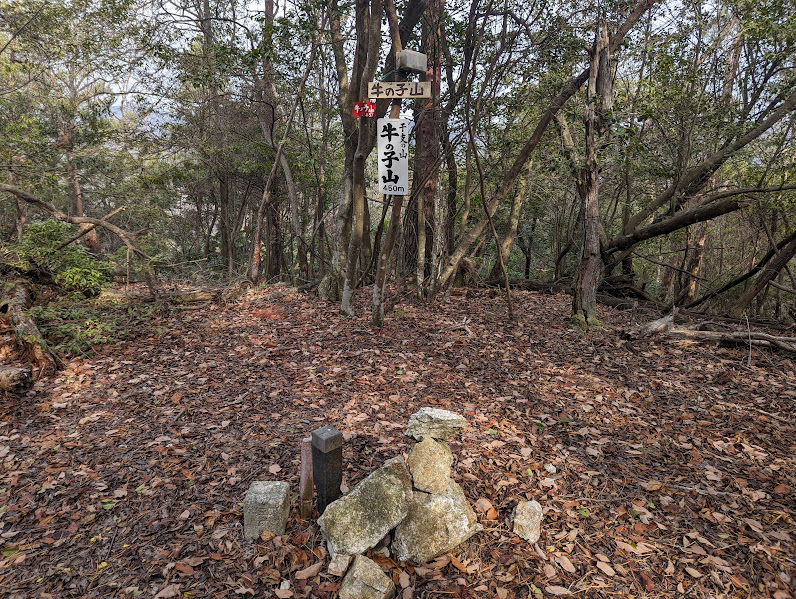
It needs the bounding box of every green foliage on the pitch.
[10,219,110,295]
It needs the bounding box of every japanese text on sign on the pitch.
[367,81,432,99]
[352,101,375,118]
[377,118,409,195]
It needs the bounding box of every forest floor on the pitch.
[1,285,794,599]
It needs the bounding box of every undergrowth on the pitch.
[31,291,164,357]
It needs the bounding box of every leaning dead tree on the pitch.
[0,183,159,296]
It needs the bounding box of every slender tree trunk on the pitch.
[67,150,99,251]
[572,24,611,328]
[218,177,236,275]
[681,222,707,305]
[487,161,532,280]
[10,160,26,241]
[361,196,373,283]
[340,0,382,315]
[266,196,282,281]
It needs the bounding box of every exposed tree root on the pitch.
[1,281,62,375]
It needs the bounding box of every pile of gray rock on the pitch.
[242,407,544,598]
[317,407,481,596]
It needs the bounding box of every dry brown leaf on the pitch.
[615,540,655,554]
[545,586,572,596]
[595,561,615,576]
[555,555,576,574]
[274,590,293,598]
[153,584,180,599]
[174,562,195,575]
[294,562,323,580]
[475,498,493,513]
[640,571,655,591]
[450,554,467,574]
[399,571,411,588]
[685,567,703,578]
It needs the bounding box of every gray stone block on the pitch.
[405,407,467,441]
[243,481,291,539]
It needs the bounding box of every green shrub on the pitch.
[10,219,110,296]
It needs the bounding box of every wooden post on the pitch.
[311,425,343,516]
[299,437,314,520]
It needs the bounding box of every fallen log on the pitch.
[0,365,33,393]
[624,309,796,353]
[1,282,61,375]
[663,328,796,354]
[624,308,677,339]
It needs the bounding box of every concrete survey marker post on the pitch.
[311,425,343,516]
[377,118,410,195]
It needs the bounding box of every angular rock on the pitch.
[339,555,395,599]
[392,480,482,563]
[243,481,291,539]
[405,407,466,441]
[318,457,412,556]
[407,437,453,494]
[513,500,543,543]
[328,553,353,577]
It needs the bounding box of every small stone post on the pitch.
[311,425,342,516]
[299,437,313,520]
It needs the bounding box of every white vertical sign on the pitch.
[377,118,409,195]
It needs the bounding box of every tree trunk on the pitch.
[10,159,26,241]
[572,24,610,329]
[252,0,306,281]
[680,223,707,305]
[730,234,796,318]
[340,0,382,315]
[266,195,282,281]
[487,161,531,281]
[67,150,99,251]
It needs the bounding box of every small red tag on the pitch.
[353,101,376,117]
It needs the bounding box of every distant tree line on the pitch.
[1,0,794,325]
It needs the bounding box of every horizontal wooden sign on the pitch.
[367,81,432,99]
